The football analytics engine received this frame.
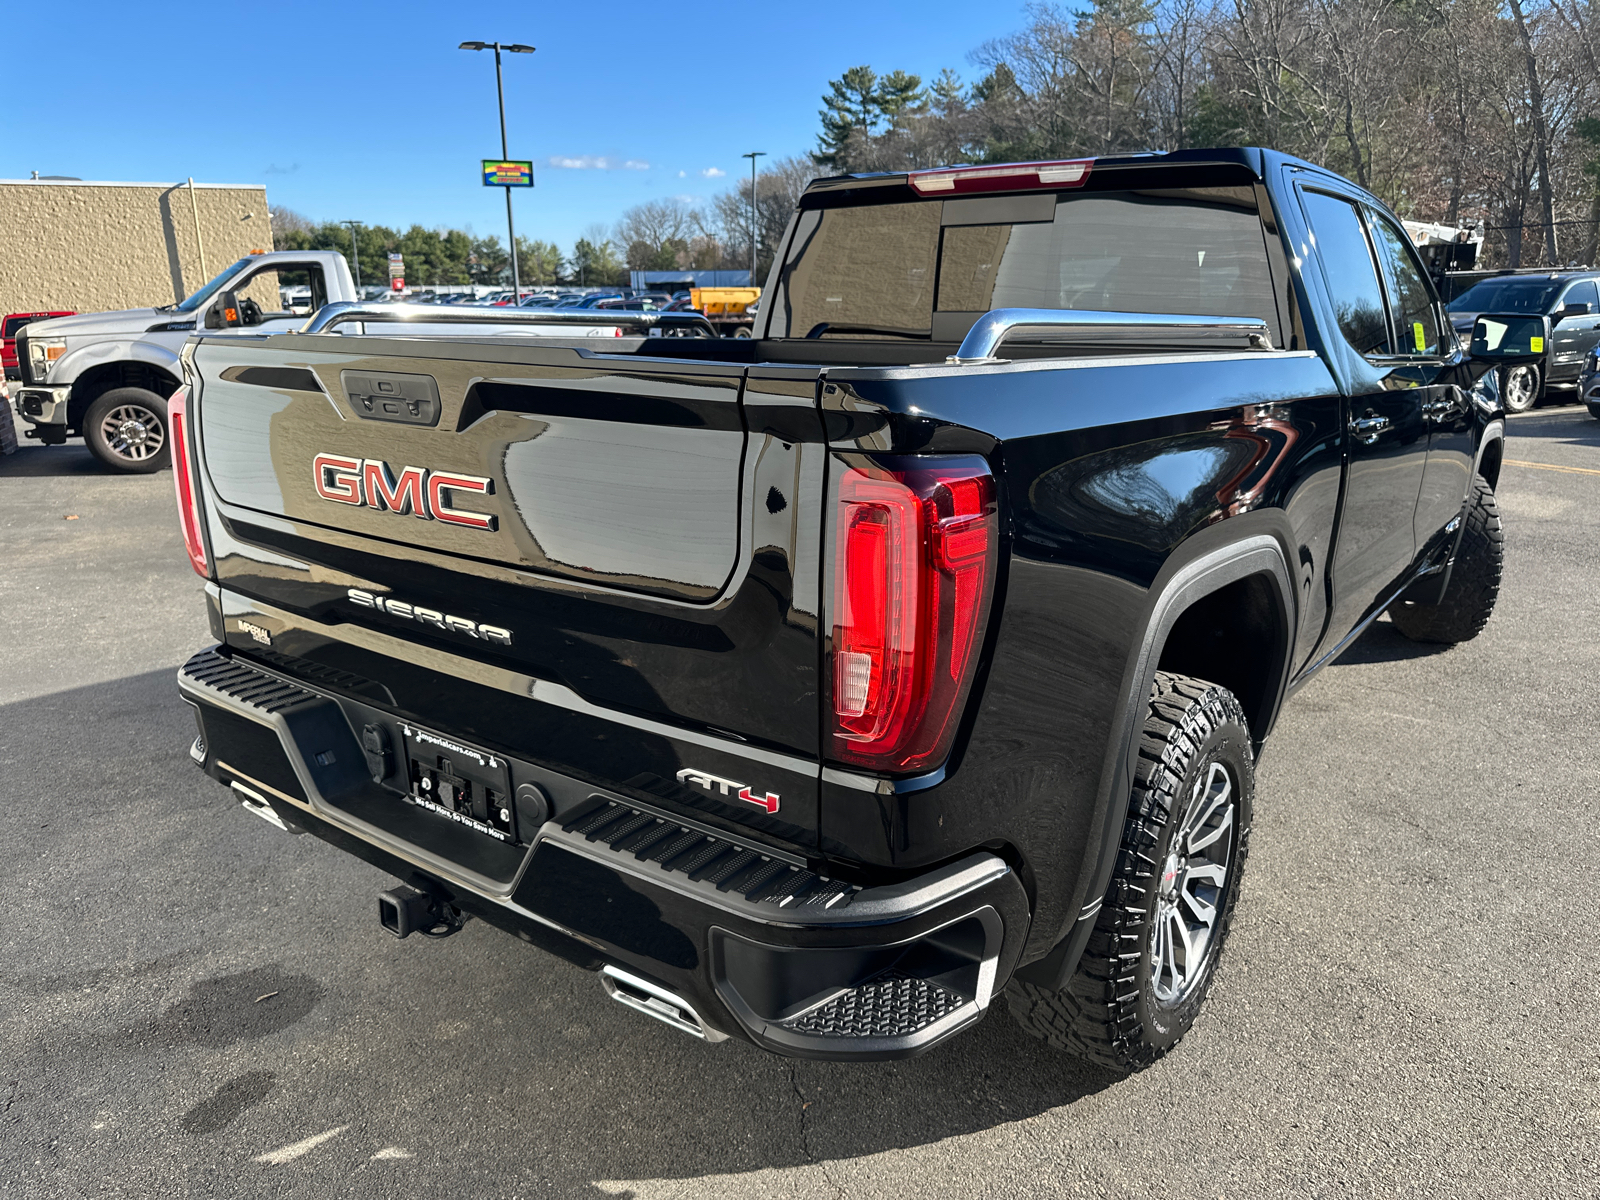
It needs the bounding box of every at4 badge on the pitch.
[676,767,781,815]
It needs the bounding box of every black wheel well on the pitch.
[1155,573,1287,744]
[1478,436,1504,491]
[68,362,180,427]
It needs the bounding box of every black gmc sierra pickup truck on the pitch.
[171,148,1541,1071]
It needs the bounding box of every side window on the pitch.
[235,263,327,316]
[1300,190,1390,357]
[1562,279,1598,313]
[1366,211,1441,356]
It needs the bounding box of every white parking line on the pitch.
[371,1147,414,1160]
[253,1125,349,1165]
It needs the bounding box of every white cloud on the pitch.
[678,170,686,178]
[701,167,726,178]
[547,155,651,171]
[672,194,699,204]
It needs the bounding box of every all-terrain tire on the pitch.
[83,387,170,473]
[1389,474,1502,644]
[1007,672,1253,1073]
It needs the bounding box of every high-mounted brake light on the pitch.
[830,457,998,774]
[167,386,208,578]
[908,159,1093,197]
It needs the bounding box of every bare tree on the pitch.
[1508,0,1561,262]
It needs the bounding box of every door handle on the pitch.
[1349,414,1392,444]
[1422,386,1464,420]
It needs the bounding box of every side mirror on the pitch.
[1557,302,1593,320]
[1469,312,1551,362]
[218,290,244,328]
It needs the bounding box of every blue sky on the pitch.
[6,1,1024,252]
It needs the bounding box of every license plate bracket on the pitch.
[400,723,515,843]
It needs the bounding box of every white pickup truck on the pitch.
[12,250,356,472]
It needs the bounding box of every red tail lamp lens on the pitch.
[168,386,208,578]
[831,458,998,773]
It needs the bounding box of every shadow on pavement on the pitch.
[2,666,1123,1185]
[0,442,159,477]
[1326,616,1452,666]
[1505,408,1600,446]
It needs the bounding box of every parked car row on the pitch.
[1445,269,1600,412]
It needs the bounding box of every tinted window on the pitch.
[1446,278,1562,314]
[773,187,1279,342]
[1367,210,1440,355]
[1301,191,1389,356]
[942,188,1278,338]
[1561,279,1598,311]
[780,202,940,339]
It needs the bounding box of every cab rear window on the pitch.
[770,186,1281,344]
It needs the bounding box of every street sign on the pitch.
[482,160,535,187]
[388,253,404,292]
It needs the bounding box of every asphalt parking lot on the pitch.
[2,406,1597,1199]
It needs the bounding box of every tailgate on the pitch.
[190,337,827,840]
[199,340,746,600]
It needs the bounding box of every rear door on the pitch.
[1297,187,1429,654]
[1362,206,1471,555]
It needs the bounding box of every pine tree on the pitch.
[876,70,927,126]
[971,62,1020,105]
[931,68,966,118]
[816,65,880,168]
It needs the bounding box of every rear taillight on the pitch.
[168,386,208,578]
[830,457,998,774]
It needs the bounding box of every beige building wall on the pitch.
[0,179,271,316]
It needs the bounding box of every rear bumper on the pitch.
[177,645,1029,1060]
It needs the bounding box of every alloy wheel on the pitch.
[1150,760,1235,1004]
[1502,365,1539,413]
[100,404,166,462]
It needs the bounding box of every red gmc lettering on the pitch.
[362,461,429,518]
[313,454,363,504]
[310,455,496,531]
[428,472,498,531]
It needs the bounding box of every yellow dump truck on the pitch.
[690,286,761,337]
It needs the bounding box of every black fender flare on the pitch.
[1474,418,1505,488]
[1015,516,1298,989]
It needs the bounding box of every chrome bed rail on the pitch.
[298,301,718,339]
[947,308,1274,365]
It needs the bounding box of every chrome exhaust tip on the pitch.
[601,965,728,1042]
[231,781,304,835]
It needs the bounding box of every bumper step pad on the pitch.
[783,974,965,1039]
[181,647,322,717]
[564,799,858,910]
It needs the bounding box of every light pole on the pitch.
[460,40,535,301]
[342,221,362,290]
[742,151,765,285]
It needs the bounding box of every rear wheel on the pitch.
[1390,473,1502,644]
[1007,672,1253,1073]
[1500,363,1541,413]
[83,387,170,473]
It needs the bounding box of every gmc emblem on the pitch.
[676,768,781,815]
[313,454,497,531]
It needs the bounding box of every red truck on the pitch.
[3,311,74,380]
